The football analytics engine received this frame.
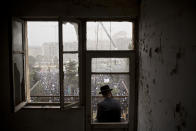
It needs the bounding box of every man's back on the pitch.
[97,98,121,122]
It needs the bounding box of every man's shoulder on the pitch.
[98,99,110,106]
[97,100,105,106]
[111,98,120,103]
[98,98,120,105]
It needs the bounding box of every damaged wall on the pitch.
[138,0,196,131]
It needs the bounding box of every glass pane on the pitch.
[63,22,78,51]
[63,54,79,103]
[12,20,23,51]
[27,22,59,103]
[92,58,129,72]
[13,54,24,105]
[30,70,60,102]
[87,22,133,50]
[91,74,129,122]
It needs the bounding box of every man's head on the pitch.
[99,85,113,97]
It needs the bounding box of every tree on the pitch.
[64,60,78,96]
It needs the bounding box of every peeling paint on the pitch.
[138,0,196,131]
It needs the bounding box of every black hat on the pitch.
[99,85,113,94]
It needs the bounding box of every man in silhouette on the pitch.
[96,85,121,122]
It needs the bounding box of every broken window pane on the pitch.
[12,20,23,51]
[92,58,129,72]
[27,22,59,103]
[91,74,130,122]
[87,22,133,50]
[13,54,25,105]
[63,22,78,51]
[63,54,79,103]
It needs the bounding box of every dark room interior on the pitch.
[1,0,196,131]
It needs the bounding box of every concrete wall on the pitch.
[138,0,196,131]
[12,0,139,17]
[1,0,139,131]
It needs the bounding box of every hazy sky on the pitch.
[27,22,58,47]
[27,21,132,47]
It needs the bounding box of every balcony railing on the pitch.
[30,95,128,102]
[30,95,129,121]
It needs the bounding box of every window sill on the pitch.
[91,122,129,128]
[22,102,82,110]
[23,105,60,109]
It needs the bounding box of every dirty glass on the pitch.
[63,22,78,51]
[92,58,129,73]
[13,54,24,105]
[12,20,23,51]
[63,54,79,103]
[87,22,133,50]
[91,74,130,122]
[27,22,59,103]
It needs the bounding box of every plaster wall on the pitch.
[138,0,196,131]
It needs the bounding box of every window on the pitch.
[62,22,79,104]
[91,58,130,122]
[12,19,26,111]
[85,21,134,125]
[27,22,59,103]
[87,22,133,50]
[11,19,81,111]
[11,20,136,129]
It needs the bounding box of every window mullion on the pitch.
[59,20,64,109]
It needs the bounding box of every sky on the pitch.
[27,21,132,47]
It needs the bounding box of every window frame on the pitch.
[85,51,135,130]
[11,18,84,110]
[85,19,136,131]
[11,18,137,125]
[59,19,83,109]
[26,20,60,105]
[11,18,28,112]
